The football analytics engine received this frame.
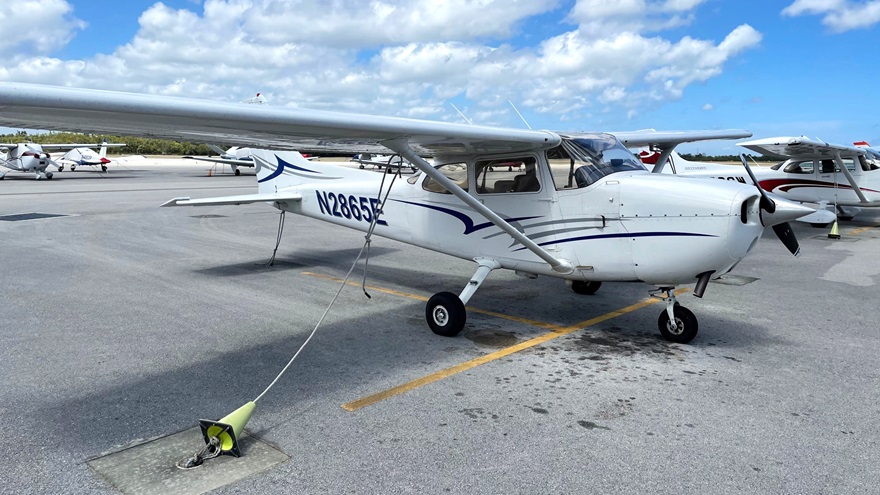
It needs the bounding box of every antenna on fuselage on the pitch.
[508,100,532,130]
[450,103,473,125]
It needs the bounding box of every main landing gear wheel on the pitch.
[658,305,698,344]
[70,165,76,171]
[46,172,53,179]
[101,165,108,172]
[234,169,241,176]
[571,280,602,295]
[426,291,466,337]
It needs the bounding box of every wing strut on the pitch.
[384,138,574,274]
[650,146,675,174]
[832,152,870,203]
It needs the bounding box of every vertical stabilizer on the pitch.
[250,149,322,195]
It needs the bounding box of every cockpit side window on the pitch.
[421,162,468,194]
[474,157,540,194]
[548,134,647,190]
[783,160,814,174]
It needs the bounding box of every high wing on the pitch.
[161,192,302,207]
[0,82,559,157]
[609,129,753,173]
[738,136,865,160]
[0,82,570,271]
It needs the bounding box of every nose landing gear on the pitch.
[654,288,698,343]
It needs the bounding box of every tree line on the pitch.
[0,131,214,156]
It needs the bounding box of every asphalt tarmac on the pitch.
[1,158,878,494]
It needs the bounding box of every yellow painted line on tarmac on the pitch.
[302,271,566,331]
[331,279,689,411]
[847,223,880,236]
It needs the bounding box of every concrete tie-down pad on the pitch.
[88,427,288,495]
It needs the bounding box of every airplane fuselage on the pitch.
[0,143,53,179]
[253,151,775,288]
[658,152,880,208]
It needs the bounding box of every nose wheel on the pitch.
[655,289,699,343]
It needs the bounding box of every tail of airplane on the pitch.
[97,141,111,164]
[241,93,268,105]
[251,149,334,195]
[854,141,872,148]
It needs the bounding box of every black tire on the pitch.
[571,280,602,295]
[658,305,698,344]
[46,172,53,179]
[70,165,76,171]
[234,169,241,176]
[101,165,107,172]
[58,165,64,172]
[426,291,466,337]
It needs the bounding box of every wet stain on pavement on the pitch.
[577,420,610,431]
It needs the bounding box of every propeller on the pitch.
[739,154,801,256]
[25,143,64,172]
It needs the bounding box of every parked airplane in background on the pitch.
[352,153,417,173]
[637,137,880,222]
[55,141,126,172]
[0,82,815,343]
[185,145,255,175]
[854,141,880,164]
[185,145,320,175]
[1,141,124,179]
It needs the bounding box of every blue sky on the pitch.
[1,0,878,155]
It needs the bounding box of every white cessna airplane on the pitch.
[637,136,880,222]
[0,83,814,343]
[55,141,126,172]
[184,145,255,175]
[185,145,320,175]
[1,140,124,179]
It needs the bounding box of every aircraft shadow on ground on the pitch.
[29,285,781,458]
[192,246,401,277]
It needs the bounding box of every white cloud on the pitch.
[702,103,713,110]
[782,0,880,32]
[0,0,85,55]
[0,0,761,130]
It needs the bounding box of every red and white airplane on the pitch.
[1,141,125,179]
[55,141,126,172]
[634,136,880,223]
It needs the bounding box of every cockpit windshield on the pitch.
[555,133,647,188]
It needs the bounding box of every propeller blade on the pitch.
[772,222,800,256]
[739,154,775,214]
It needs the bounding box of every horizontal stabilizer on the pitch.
[183,156,255,167]
[161,192,302,207]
